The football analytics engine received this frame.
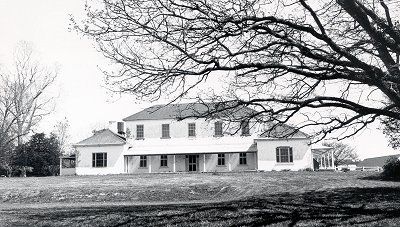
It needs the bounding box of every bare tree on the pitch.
[52,117,71,155]
[323,141,358,166]
[73,0,400,142]
[0,42,58,176]
[10,42,57,145]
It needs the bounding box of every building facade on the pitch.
[70,103,325,175]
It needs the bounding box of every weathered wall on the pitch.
[256,138,312,171]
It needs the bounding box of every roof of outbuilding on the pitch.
[74,129,126,146]
[123,102,257,121]
[259,124,310,139]
[358,154,400,167]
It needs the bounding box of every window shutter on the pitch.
[276,148,280,162]
[92,153,95,167]
[289,147,293,162]
[104,153,107,167]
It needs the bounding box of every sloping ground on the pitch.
[0,171,400,226]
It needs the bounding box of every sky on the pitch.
[0,0,398,159]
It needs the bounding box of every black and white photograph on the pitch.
[1,0,400,226]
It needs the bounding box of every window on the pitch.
[241,120,250,136]
[136,125,144,139]
[139,155,147,167]
[276,147,293,163]
[239,153,247,165]
[160,155,168,167]
[92,153,107,167]
[188,123,196,137]
[217,154,225,166]
[161,124,170,138]
[214,121,223,136]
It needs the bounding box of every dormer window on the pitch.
[214,121,223,136]
[161,124,170,138]
[136,125,144,139]
[241,120,250,136]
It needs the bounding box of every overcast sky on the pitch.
[0,0,398,159]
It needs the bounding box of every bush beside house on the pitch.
[10,133,61,177]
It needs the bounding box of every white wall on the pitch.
[124,118,261,139]
[75,144,127,175]
[256,138,312,171]
[125,152,257,173]
[126,155,187,173]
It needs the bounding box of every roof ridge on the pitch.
[123,101,257,121]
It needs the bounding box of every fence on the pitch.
[356,166,382,172]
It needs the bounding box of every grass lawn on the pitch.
[0,171,400,226]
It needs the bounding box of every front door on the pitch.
[188,155,198,172]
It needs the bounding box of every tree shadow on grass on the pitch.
[4,186,400,226]
[359,173,400,182]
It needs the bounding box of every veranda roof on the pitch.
[124,136,257,156]
[311,144,332,150]
[311,144,333,156]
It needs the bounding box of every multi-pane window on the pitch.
[160,155,168,167]
[161,124,170,138]
[136,125,144,139]
[139,155,147,167]
[241,120,250,136]
[239,153,247,165]
[276,147,293,163]
[214,121,223,136]
[92,153,107,167]
[188,123,196,137]
[217,154,225,166]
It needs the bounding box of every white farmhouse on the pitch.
[69,103,332,175]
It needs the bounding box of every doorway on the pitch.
[187,155,198,172]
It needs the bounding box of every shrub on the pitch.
[299,168,313,171]
[381,157,400,180]
[341,167,350,172]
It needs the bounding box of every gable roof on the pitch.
[259,124,309,139]
[123,102,257,121]
[74,129,126,147]
[358,154,400,167]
